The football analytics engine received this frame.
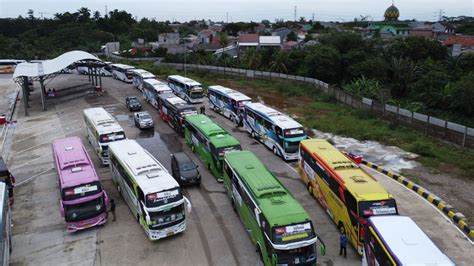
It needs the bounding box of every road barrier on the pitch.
[362,159,474,241]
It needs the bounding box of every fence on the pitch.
[159,62,474,148]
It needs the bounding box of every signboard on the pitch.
[273,222,312,243]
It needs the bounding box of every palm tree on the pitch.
[218,32,229,47]
[243,48,262,70]
[268,50,288,73]
[388,57,421,98]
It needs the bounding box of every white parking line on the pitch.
[15,167,55,187]
[10,136,58,156]
[10,152,52,171]
[286,163,299,174]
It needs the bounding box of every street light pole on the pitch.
[184,42,187,77]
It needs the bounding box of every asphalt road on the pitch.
[4,73,473,265]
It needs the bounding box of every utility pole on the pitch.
[105,5,108,17]
[312,12,315,22]
[294,5,297,22]
[226,12,228,24]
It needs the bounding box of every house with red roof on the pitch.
[442,35,474,56]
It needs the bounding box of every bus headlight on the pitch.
[96,204,102,211]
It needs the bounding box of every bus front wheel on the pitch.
[272,147,279,157]
[307,183,313,196]
[256,244,263,262]
[191,145,196,153]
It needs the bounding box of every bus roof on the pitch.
[369,216,454,265]
[144,79,172,92]
[52,136,98,188]
[245,102,303,130]
[208,85,252,102]
[83,107,124,135]
[168,75,201,86]
[110,63,135,70]
[108,139,179,195]
[132,69,155,79]
[225,150,310,226]
[186,115,240,148]
[301,139,393,201]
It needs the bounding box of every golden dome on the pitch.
[384,4,400,21]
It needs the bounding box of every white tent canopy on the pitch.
[13,50,102,79]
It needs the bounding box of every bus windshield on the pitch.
[179,108,197,117]
[62,181,102,201]
[99,131,126,143]
[359,199,397,218]
[145,188,183,208]
[64,196,105,222]
[148,204,185,229]
[190,90,203,99]
[284,127,305,138]
[275,244,316,265]
[284,141,300,154]
[272,222,315,244]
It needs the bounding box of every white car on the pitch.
[133,111,154,129]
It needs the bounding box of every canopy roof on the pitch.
[13,50,103,80]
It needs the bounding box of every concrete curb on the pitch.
[362,159,474,241]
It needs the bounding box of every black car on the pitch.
[126,96,142,111]
[171,152,200,186]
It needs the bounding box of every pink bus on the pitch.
[52,136,109,232]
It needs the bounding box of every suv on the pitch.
[171,152,200,186]
[134,111,154,129]
[126,96,142,111]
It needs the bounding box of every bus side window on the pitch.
[224,162,233,180]
[275,126,282,136]
[368,228,394,266]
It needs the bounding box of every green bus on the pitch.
[223,150,325,266]
[184,114,241,181]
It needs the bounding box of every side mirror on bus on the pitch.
[317,234,326,256]
[103,191,110,207]
[59,200,65,217]
[184,196,192,213]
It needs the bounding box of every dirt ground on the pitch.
[217,77,474,226]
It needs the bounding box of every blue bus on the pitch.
[243,102,306,161]
[208,85,252,125]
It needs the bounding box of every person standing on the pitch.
[109,198,116,222]
[339,228,348,258]
[200,105,205,114]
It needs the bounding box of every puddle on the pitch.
[135,131,184,172]
[114,114,129,122]
[312,129,419,173]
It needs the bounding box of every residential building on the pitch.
[272,27,292,41]
[443,35,474,56]
[158,33,180,45]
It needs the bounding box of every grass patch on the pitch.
[137,65,474,177]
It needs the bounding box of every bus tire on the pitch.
[117,185,122,196]
[272,146,279,157]
[307,183,313,196]
[256,244,263,262]
[231,197,236,212]
[191,145,196,153]
[251,131,256,139]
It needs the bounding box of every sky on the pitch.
[0,0,473,22]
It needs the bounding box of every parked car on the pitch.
[126,96,142,111]
[134,111,154,129]
[171,152,200,186]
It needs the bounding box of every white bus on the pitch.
[0,59,25,74]
[167,75,204,104]
[243,102,307,161]
[143,79,173,109]
[108,139,190,241]
[110,64,136,83]
[83,107,126,165]
[363,216,455,266]
[132,69,156,91]
[208,85,252,124]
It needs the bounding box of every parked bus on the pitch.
[167,75,204,104]
[0,182,11,266]
[0,158,14,205]
[363,216,454,266]
[110,63,135,83]
[83,107,126,165]
[0,59,25,74]
[76,62,112,76]
[108,139,190,240]
[223,150,325,265]
[52,136,109,232]
[158,93,197,135]
[243,102,306,161]
[208,85,252,125]
[298,139,398,255]
[143,79,173,109]
[184,114,241,181]
[132,69,156,91]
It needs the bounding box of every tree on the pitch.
[93,11,101,21]
[286,31,297,41]
[387,37,449,62]
[218,32,229,47]
[77,7,91,23]
[27,9,35,20]
[343,76,383,100]
[242,48,262,70]
[303,46,342,84]
[412,60,451,108]
[450,72,474,115]
[349,56,388,83]
[388,57,422,98]
[268,50,288,73]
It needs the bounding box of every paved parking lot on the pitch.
[3,73,473,265]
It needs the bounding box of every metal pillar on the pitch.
[94,67,99,86]
[87,66,91,81]
[99,69,103,88]
[22,76,29,116]
[90,66,95,87]
[39,76,46,111]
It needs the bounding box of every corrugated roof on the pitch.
[238,34,259,44]
[13,50,101,79]
[443,35,474,47]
